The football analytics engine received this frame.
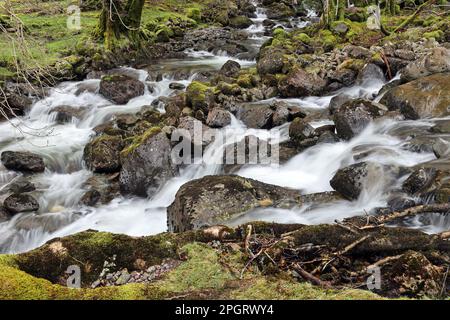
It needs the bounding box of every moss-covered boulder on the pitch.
[228,15,253,29]
[167,175,302,232]
[83,134,124,173]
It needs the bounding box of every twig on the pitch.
[292,263,332,288]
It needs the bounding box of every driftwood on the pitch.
[376,203,450,224]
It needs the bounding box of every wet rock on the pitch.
[80,189,101,207]
[387,194,416,211]
[330,162,384,200]
[206,107,231,128]
[0,207,10,222]
[278,69,327,98]
[329,93,352,115]
[432,138,450,159]
[120,130,177,197]
[401,47,450,82]
[168,82,186,90]
[272,102,306,126]
[380,73,450,119]
[83,135,124,173]
[8,178,36,194]
[1,151,45,173]
[266,3,295,19]
[3,193,39,214]
[99,74,145,104]
[356,63,385,84]
[49,106,84,124]
[228,15,253,29]
[334,99,387,140]
[219,60,241,78]
[175,116,214,148]
[257,48,285,75]
[167,175,301,232]
[329,68,357,87]
[402,167,438,195]
[237,103,274,129]
[343,45,372,59]
[1,92,32,119]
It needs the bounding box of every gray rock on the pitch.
[219,60,241,78]
[120,131,177,197]
[401,47,450,82]
[83,134,124,173]
[167,175,302,232]
[334,99,387,140]
[402,167,438,195]
[238,103,274,129]
[380,72,450,119]
[206,108,231,128]
[278,69,327,98]
[3,193,39,214]
[1,151,45,173]
[330,162,385,200]
[99,74,145,104]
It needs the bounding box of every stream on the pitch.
[0,2,447,254]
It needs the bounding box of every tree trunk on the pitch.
[97,0,145,49]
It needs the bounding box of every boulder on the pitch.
[228,15,253,29]
[257,48,285,75]
[219,60,241,78]
[206,108,231,128]
[83,134,124,173]
[356,63,385,85]
[8,178,36,194]
[167,175,301,232]
[330,162,385,200]
[1,151,45,173]
[266,3,295,19]
[329,93,352,115]
[380,73,450,119]
[401,47,450,82]
[402,167,438,195]
[1,92,32,119]
[333,99,387,140]
[119,130,177,197]
[272,103,306,126]
[168,83,186,90]
[99,74,145,104]
[3,193,39,214]
[237,103,274,129]
[80,189,101,207]
[278,69,327,98]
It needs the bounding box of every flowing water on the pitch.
[0,3,447,253]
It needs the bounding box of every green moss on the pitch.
[423,30,444,41]
[237,74,255,89]
[186,81,214,109]
[293,33,311,44]
[120,126,162,157]
[157,243,235,292]
[317,29,337,51]
[230,277,383,300]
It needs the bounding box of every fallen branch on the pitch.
[377,203,450,224]
[392,0,437,33]
[292,263,332,288]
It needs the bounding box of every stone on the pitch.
[167,175,301,232]
[99,74,145,104]
[334,99,387,140]
[380,73,450,119]
[206,108,231,128]
[120,131,177,197]
[401,47,450,82]
[278,69,327,98]
[3,193,39,214]
[83,135,124,173]
[1,151,45,173]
